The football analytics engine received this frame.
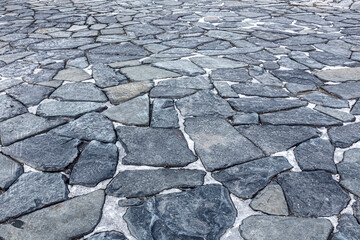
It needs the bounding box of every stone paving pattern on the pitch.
[0,0,360,239]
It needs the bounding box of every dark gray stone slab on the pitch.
[0,61,38,78]
[0,153,23,190]
[300,92,348,108]
[328,123,360,148]
[121,65,179,81]
[278,171,350,217]
[103,94,149,126]
[1,133,80,171]
[0,113,66,146]
[50,82,108,102]
[157,75,212,89]
[0,172,68,223]
[211,68,252,82]
[104,81,153,105]
[153,60,206,76]
[106,169,205,198]
[37,101,106,118]
[163,36,214,48]
[351,100,360,115]
[250,183,288,215]
[232,113,259,125]
[289,51,324,69]
[314,105,355,122]
[149,86,196,98]
[185,117,264,171]
[124,184,236,240]
[322,82,360,99]
[235,125,319,155]
[332,214,360,240]
[125,24,163,37]
[176,90,235,117]
[240,215,332,240]
[213,82,238,98]
[260,107,342,127]
[6,84,54,106]
[0,95,27,122]
[353,198,360,222]
[271,70,323,85]
[0,190,105,240]
[70,141,118,187]
[28,38,94,50]
[117,126,196,167]
[228,97,307,113]
[309,51,354,66]
[337,149,360,196]
[294,138,336,173]
[151,99,179,128]
[86,231,128,240]
[212,156,291,198]
[232,83,289,97]
[92,63,127,88]
[88,43,149,57]
[191,56,246,69]
[285,83,316,94]
[276,35,327,45]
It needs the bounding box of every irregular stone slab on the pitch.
[0,113,66,146]
[153,60,205,76]
[118,198,144,207]
[315,67,360,82]
[86,231,128,240]
[271,70,323,85]
[37,101,106,118]
[228,97,307,113]
[236,125,319,155]
[337,149,360,196]
[276,35,327,46]
[0,78,23,92]
[176,90,235,117]
[289,51,324,69]
[206,30,246,40]
[50,82,108,102]
[0,95,27,122]
[106,169,205,198]
[278,171,349,217]
[354,199,360,222]
[212,156,291,198]
[240,215,332,240]
[124,184,236,240]
[185,117,264,171]
[260,107,342,127]
[351,100,360,115]
[332,214,360,240]
[250,183,288,215]
[211,68,252,82]
[0,61,38,78]
[310,51,354,66]
[88,43,149,57]
[232,83,289,98]
[0,190,104,240]
[157,75,212,89]
[52,112,115,143]
[191,56,246,69]
[300,92,348,108]
[314,105,355,122]
[232,113,259,125]
[28,38,94,50]
[150,86,196,98]
[104,81,153,105]
[151,99,179,128]
[163,36,214,48]
[294,138,336,173]
[214,82,238,98]
[125,23,163,37]
[0,172,68,223]
[121,65,179,81]
[1,133,80,171]
[6,84,54,106]
[103,94,149,125]
[0,153,23,190]
[70,141,117,187]
[92,63,127,88]
[328,122,360,148]
[54,68,91,82]
[322,82,360,99]
[117,126,196,167]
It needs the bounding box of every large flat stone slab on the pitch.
[106,169,205,197]
[28,38,94,50]
[185,117,264,171]
[6,84,54,106]
[37,101,106,118]
[50,82,108,102]
[337,149,360,196]
[104,81,153,105]
[153,59,205,76]
[124,185,236,240]
[121,65,179,81]
[53,68,91,82]
[328,122,360,148]
[0,190,104,240]
[1,133,80,171]
[117,126,196,167]
[0,153,23,190]
[240,215,332,240]
[212,156,291,198]
[0,172,68,223]
[315,67,360,82]
[235,125,319,155]
[322,81,360,99]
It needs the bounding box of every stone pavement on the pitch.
[0,0,360,239]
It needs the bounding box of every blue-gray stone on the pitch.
[328,122,360,148]
[0,153,23,190]
[0,95,27,122]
